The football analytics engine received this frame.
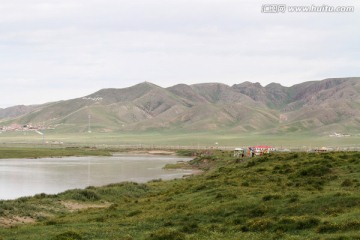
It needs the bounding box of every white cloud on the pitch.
[0,0,359,107]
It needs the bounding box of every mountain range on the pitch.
[0,77,359,134]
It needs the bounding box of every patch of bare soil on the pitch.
[147,150,176,155]
[0,216,36,227]
[61,201,111,212]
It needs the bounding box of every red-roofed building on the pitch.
[248,145,276,157]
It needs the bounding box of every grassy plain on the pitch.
[0,147,112,159]
[0,150,360,239]
[0,130,359,149]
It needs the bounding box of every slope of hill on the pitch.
[1,151,360,239]
[0,105,37,119]
[0,78,359,134]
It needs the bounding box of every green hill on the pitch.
[0,151,359,239]
[1,78,359,134]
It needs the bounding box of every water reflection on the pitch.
[0,155,193,200]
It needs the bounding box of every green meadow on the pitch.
[0,150,360,239]
[0,130,359,149]
[0,147,112,159]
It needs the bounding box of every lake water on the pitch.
[0,155,193,200]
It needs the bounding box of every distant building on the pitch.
[234,148,245,157]
[9,123,22,131]
[248,145,276,157]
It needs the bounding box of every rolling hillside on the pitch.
[1,151,360,239]
[0,78,359,134]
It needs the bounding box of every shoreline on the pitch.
[0,146,186,159]
[0,154,197,201]
[113,150,177,156]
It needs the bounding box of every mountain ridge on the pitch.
[1,77,359,134]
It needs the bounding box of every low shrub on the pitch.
[149,178,162,183]
[317,222,340,233]
[297,164,331,177]
[176,150,195,156]
[276,216,320,231]
[45,220,60,225]
[70,189,100,201]
[324,237,353,240]
[147,228,185,240]
[243,216,320,232]
[286,193,300,203]
[245,160,256,168]
[126,210,142,217]
[118,235,133,240]
[316,221,360,233]
[247,218,273,231]
[273,164,294,174]
[181,222,199,233]
[241,181,250,187]
[249,205,267,217]
[341,179,353,187]
[34,193,48,199]
[52,231,83,240]
[262,194,281,201]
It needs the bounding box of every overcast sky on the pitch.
[0,0,359,108]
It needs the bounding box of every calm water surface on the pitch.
[0,155,193,200]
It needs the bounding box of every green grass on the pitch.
[0,147,112,159]
[1,151,360,239]
[1,130,359,149]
